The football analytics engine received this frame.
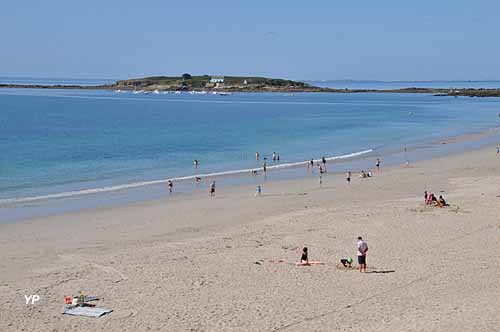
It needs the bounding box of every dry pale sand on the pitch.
[1,146,500,332]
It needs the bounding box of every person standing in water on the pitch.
[168,180,173,194]
[256,151,260,161]
[357,236,368,273]
[210,181,216,197]
[193,159,199,168]
[272,152,276,162]
[263,161,267,173]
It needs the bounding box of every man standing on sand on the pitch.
[357,236,368,272]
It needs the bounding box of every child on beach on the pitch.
[255,185,262,196]
[340,257,353,267]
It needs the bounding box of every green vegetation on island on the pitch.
[114,74,314,92]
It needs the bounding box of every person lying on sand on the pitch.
[438,195,448,207]
[340,257,353,267]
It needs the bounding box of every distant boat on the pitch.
[133,90,144,94]
[153,89,160,94]
[217,92,232,96]
[174,91,181,94]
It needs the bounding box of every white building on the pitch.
[210,76,224,83]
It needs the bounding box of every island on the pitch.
[1,74,500,97]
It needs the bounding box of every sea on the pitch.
[1,78,500,222]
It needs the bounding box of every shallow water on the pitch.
[1,88,500,221]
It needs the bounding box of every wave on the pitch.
[0,149,373,206]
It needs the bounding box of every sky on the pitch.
[1,0,499,81]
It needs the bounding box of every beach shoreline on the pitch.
[2,123,500,224]
[1,141,500,331]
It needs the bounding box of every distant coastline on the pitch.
[2,75,500,97]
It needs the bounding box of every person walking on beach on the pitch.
[168,180,173,194]
[376,158,381,172]
[357,236,368,273]
[346,171,351,184]
[255,185,262,196]
[210,181,216,197]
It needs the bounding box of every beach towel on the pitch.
[63,306,112,317]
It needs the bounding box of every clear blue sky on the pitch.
[1,0,499,81]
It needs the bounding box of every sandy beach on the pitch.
[1,145,499,331]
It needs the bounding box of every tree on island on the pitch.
[182,73,192,80]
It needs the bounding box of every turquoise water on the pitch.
[1,88,500,219]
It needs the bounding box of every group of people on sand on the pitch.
[307,156,328,173]
[169,157,382,197]
[298,236,369,273]
[168,178,217,197]
[424,190,448,207]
